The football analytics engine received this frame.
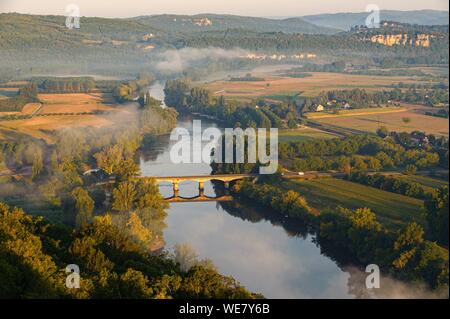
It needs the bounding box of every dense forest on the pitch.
[0,202,259,298]
[233,179,448,290]
[0,13,448,80]
[164,78,298,129]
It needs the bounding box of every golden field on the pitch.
[0,93,133,143]
[314,104,449,136]
[203,72,431,100]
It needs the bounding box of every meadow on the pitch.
[401,174,449,192]
[314,104,449,136]
[283,178,425,229]
[203,71,434,100]
[278,127,337,142]
[0,92,129,143]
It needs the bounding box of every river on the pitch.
[139,83,358,299]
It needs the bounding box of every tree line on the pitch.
[0,83,39,112]
[164,78,298,129]
[0,202,259,298]
[234,178,449,291]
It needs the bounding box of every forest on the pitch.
[233,178,448,290]
[164,78,298,129]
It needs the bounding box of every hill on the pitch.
[303,10,449,31]
[133,14,338,34]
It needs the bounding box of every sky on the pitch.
[0,0,448,18]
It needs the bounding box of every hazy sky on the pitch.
[0,0,448,17]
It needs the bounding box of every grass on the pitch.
[314,104,449,137]
[304,107,405,119]
[203,72,436,100]
[278,128,336,142]
[401,175,449,192]
[0,92,129,143]
[283,178,425,229]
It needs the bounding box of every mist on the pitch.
[344,266,449,299]
[154,47,250,74]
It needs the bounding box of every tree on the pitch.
[112,182,137,212]
[424,187,449,246]
[72,187,95,229]
[392,223,425,270]
[94,145,123,175]
[174,243,200,272]
[119,268,153,298]
[402,117,411,127]
[31,150,44,180]
[376,126,389,138]
[404,164,417,175]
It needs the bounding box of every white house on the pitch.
[315,104,324,112]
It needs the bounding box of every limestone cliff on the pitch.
[369,33,432,47]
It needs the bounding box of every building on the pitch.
[315,104,324,112]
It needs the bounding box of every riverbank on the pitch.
[231,178,449,293]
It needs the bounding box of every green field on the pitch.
[401,175,449,192]
[278,128,336,142]
[283,178,425,229]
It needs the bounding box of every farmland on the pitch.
[304,106,406,119]
[401,174,449,192]
[0,92,130,143]
[278,127,337,142]
[38,93,117,114]
[313,104,449,136]
[283,178,425,229]
[202,71,437,100]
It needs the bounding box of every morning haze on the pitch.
[1,0,448,17]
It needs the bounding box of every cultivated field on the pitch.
[203,72,432,100]
[0,115,114,143]
[304,106,405,119]
[314,104,449,136]
[38,93,116,114]
[0,87,19,98]
[284,178,425,229]
[0,93,132,143]
[278,127,337,142]
[401,175,449,192]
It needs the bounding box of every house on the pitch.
[315,104,324,112]
[343,102,352,109]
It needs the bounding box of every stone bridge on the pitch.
[143,174,257,198]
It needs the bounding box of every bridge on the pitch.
[149,174,257,198]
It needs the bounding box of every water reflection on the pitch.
[139,115,358,298]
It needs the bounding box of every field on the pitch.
[304,106,405,119]
[38,93,116,114]
[313,104,449,136]
[283,178,425,229]
[0,93,131,143]
[401,175,449,192]
[203,72,432,100]
[278,127,337,142]
[0,87,19,98]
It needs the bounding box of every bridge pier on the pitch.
[199,181,205,196]
[173,181,179,197]
[223,181,230,195]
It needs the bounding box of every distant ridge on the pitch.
[132,13,339,34]
[302,10,449,31]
